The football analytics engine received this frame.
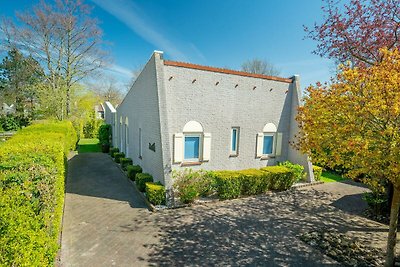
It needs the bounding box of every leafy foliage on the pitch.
[0,121,77,266]
[295,48,400,265]
[126,165,142,181]
[313,166,323,181]
[109,147,119,158]
[120,158,133,170]
[172,169,215,204]
[135,173,153,192]
[279,161,305,182]
[98,124,112,145]
[114,152,125,163]
[145,182,166,205]
[305,0,400,66]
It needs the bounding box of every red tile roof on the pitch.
[163,60,293,83]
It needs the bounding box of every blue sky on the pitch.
[0,0,335,91]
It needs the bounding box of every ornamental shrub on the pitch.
[127,165,142,180]
[260,166,296,191]
[109,147,119,157]
[213,171,242,200]
[98,124,112,145]
[120,158,133,170]
[114,152,125,163]
[145,182,166,205]
[172,169,215,204]
[136,173,153,192]
[279,161,305,182]
[313,165,323,181]
[0,121,77,266]
[213,166,296,200]
[238,169,270,196]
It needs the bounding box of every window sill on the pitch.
[181,161,202,166]
[260,155,275,160]
[229,154,238,157]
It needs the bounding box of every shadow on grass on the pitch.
[77,138,101,153]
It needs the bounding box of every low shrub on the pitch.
[127,165,142,180]
[172,169,215,204]
[260,166,296,191]
[114,152,125,163]
[213,166,296,200]
[145,182,166,205]
[313,165,323,181]
[109,147,119,158]
[238,169,269,196]
[136,173,153,192]
[120,158,133,170]
[279,161,305,182]
[213,171,242,200]
[0,121,77,266]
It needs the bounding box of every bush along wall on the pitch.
[173,166,297,202]
[145,182,166,205]
[136,173,154,192]
[0,121,77,266]
[120,158,133,170]
[127,165,142,181]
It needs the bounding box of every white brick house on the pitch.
[104,51,314,188]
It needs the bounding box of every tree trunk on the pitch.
[385,186,400,266]
[66,87,70,118]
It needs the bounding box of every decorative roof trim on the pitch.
[164,60,293,83]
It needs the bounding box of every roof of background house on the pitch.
[163,60,293,84]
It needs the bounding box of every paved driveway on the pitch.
[61,153,389,266]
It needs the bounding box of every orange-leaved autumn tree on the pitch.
[295,48,400,266]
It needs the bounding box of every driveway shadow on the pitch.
[135,188,387,266]
[66,153,147,209]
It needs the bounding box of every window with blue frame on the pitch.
[263,134,274,155]
[184,135,200,160]
[231,127,239,155]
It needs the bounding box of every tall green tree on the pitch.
[0,48,43,115]
[296,49,400,266]
[1,0,107,119]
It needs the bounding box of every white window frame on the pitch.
[183,133,202,162]
[230,127,239,156]
[262,133,276,156]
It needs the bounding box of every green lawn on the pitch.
[320,171,347,183]
[78,138,101,153]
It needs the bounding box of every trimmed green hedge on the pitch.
[120,158,133,170]
[127,165,142,180]
[136,173,153,192]
[0,121,77,266]
[114,152,125,163]
[145,182,166,205]
[213,166,296,200]
[109,147,119,158]
[313,165,323,181]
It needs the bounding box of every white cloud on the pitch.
[91,0,188,61]
[106,63,132,78]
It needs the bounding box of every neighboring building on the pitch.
[104,51,314,189]
[1,103,16,115]
[94,104,104,119]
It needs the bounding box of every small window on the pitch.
[230,127,239,155]
[263,134,274,155]
[184,134,201,161]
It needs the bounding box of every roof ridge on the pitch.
[163,60,293,83]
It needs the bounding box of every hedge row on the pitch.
[213,166,296,200]
[0,121,77,266]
